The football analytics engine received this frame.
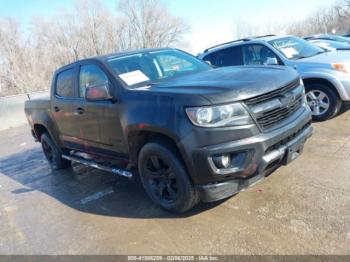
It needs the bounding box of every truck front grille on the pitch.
[256,97,303,130]
[245,78,300,105]
[244,78,304,131]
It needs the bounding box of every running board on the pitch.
[62,154,133,179]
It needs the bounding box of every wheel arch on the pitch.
[302,77,341,99]
[127,129,194,182]
[128,130,180,161]
[33,123,49,141]
[33,123,60,148]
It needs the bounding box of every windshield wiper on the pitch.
[314,51,325,55]
[295,55,310,60]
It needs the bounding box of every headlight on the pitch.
[332,63,350,74]
[185,103,251,127]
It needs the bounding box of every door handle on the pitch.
[54,106,60,112]
[74,108,85,115]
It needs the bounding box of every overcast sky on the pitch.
[0,0,334,54]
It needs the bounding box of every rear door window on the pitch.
[56,69,74,97]
[203,46,243,67]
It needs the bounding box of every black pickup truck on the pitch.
[25,48,313,212]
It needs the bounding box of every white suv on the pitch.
[199,35,350,121]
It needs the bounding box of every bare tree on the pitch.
[287,0,350,36]
[118,0,189,49]
[0,18,33,95]
[232,18,288,40]
[232,19,259,39]
[0,0,188,96]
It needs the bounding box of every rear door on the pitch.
[203,46,243,67]
[71,63,104,147]
[51,67,78,144]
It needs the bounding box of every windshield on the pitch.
[269,36,325,60]
[107,49,211,87]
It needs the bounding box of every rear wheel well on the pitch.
[33,124,48,141]
[302,78,340,99]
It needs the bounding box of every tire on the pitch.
[41,133,71,170]
[138,142,199,213]
[305,83,342,121]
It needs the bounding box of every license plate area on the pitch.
[283,139,304,165]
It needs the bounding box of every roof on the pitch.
[55,47,175,73]
[64,47,175,66]
[201,35,287,57]
[304,34,327,40]
[255,35,284,42]
[100,47,174,61]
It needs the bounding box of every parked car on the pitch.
[199,35,350,121]
[307,39,350,51]
[304,34,350,44]
[25,48,312,213]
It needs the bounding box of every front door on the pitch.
[72,62,125,156]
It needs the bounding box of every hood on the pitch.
[139,66,299,104]
[296,50,350,64]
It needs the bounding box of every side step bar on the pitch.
[62,154,133,179]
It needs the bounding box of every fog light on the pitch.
[213,154,231,169]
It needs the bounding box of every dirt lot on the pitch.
[0,110,350,255]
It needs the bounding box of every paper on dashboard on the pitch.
[280,47,298,59]
[118,70,150,86]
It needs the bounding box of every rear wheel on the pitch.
[305,84,342,121]
[138,142,199,213]
[41,133,71,170]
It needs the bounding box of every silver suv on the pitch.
[199,35,350,121]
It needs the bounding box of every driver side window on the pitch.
[242,45,279,65]
[79,64,109,98]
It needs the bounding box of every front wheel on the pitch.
[138,142,199,213]
[305,84,342,121]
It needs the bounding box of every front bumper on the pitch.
[340,78,350,101]
[181,107,313,202]
[197,123,312,202]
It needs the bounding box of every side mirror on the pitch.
[266,57,279,65]
[85,84,113,101]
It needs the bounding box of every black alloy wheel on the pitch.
[138,142,199,213]
[143,155,179,204]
